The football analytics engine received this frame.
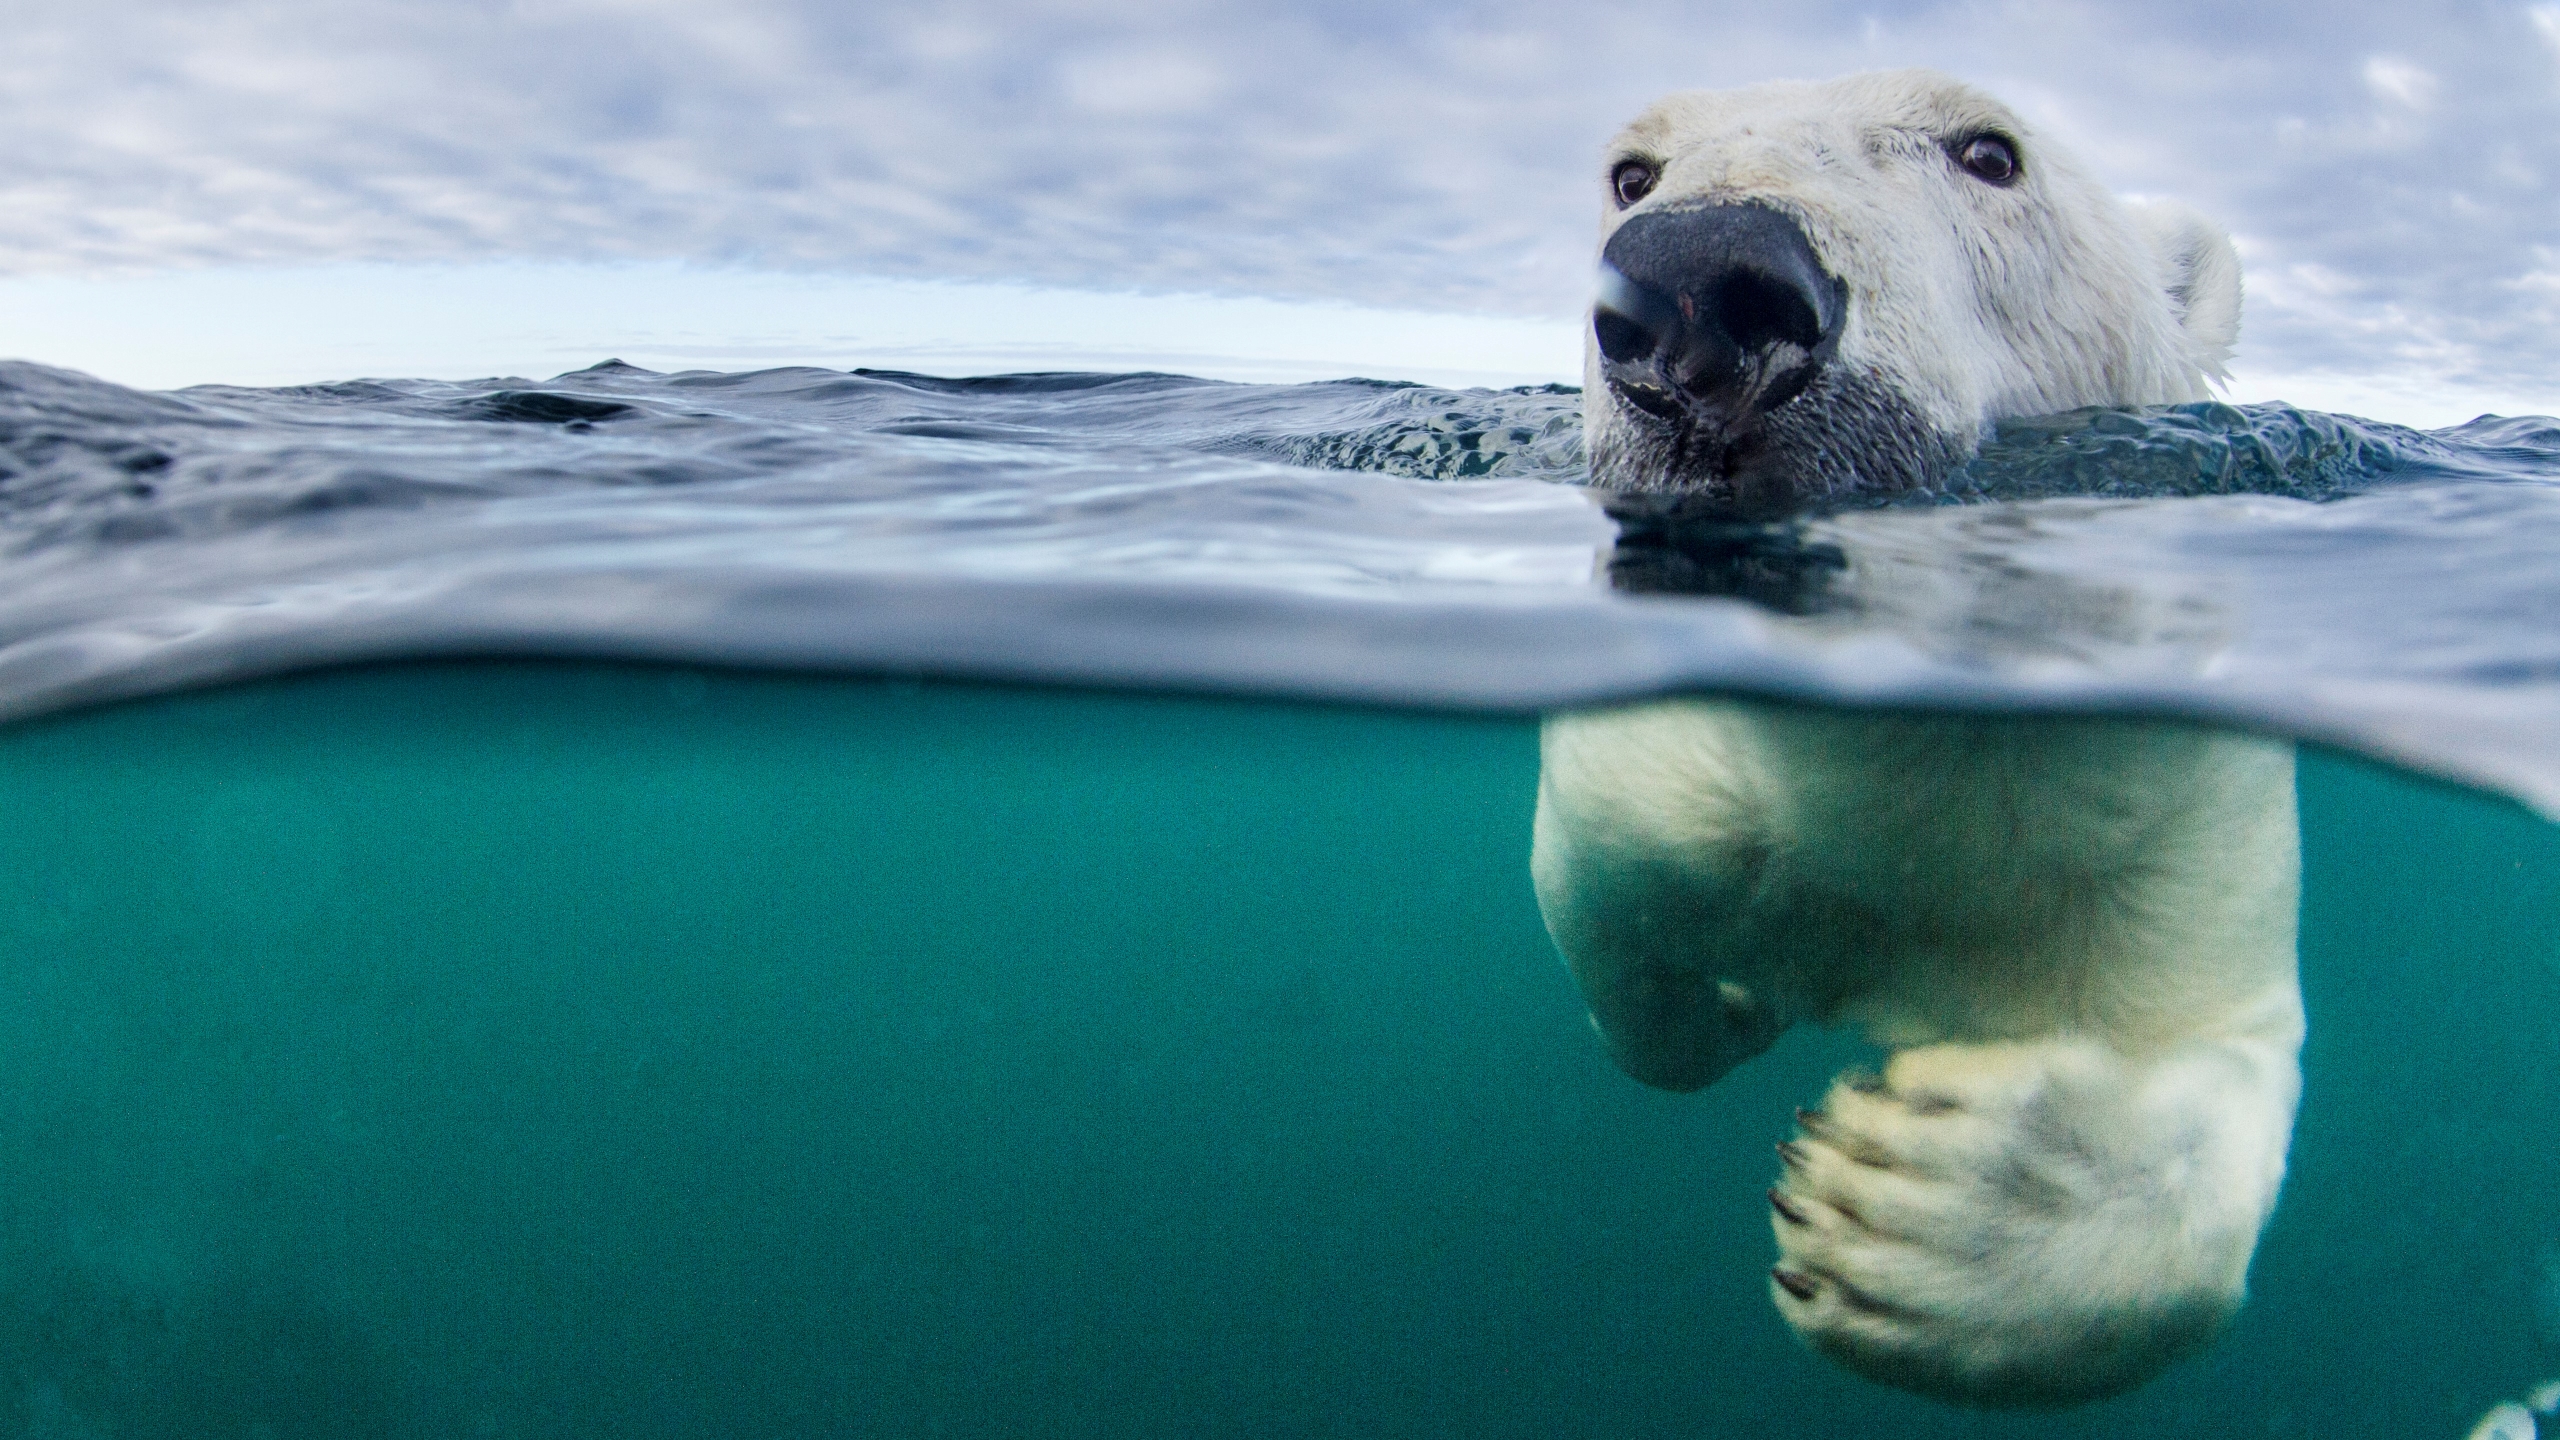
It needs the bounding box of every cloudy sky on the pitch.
[2,0,2556,421]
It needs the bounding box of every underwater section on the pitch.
[0,661,2549,1437]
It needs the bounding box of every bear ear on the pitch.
[2129,202,2242,385]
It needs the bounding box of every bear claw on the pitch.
[1769,1187,1809,1224]
[1776,1140,1810,1170]
[1772,1267,1819,1301]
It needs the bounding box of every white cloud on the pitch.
[0,0,2555,402]
[1057,45,1231,116]
[2518,246,2560,296]
[2362,56,2439,110]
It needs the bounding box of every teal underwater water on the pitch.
[0,661,2551,1438]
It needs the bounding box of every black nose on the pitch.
[1593,203,1846,426]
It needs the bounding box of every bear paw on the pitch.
[1765,1037,2292,1406]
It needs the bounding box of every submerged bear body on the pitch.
[1539,70,2297,1407]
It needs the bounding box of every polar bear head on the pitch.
[1582,70,2241,500]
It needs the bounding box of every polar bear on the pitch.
[1537,71,2298,1406]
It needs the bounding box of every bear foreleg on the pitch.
[1766,1028,2301,1407]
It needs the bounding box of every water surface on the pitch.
[3,358,2559,808]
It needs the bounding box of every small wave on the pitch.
[4,358,2560,814]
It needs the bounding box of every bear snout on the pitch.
[1593,203,1846,435]
[1578,962,1783,1094]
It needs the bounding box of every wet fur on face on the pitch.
[1580,69,2240,501]
[1585,364,1972,502]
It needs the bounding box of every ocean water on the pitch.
[2,360,2559,1436]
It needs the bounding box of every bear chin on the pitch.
[1585,365,1974,507]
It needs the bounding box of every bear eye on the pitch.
[1952,133,2020,186]
[1610,159,1659,208]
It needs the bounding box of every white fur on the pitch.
[1542,72,2292,1408]
[1583,70,2243,468]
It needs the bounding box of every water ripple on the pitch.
[5,358,2560,813]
